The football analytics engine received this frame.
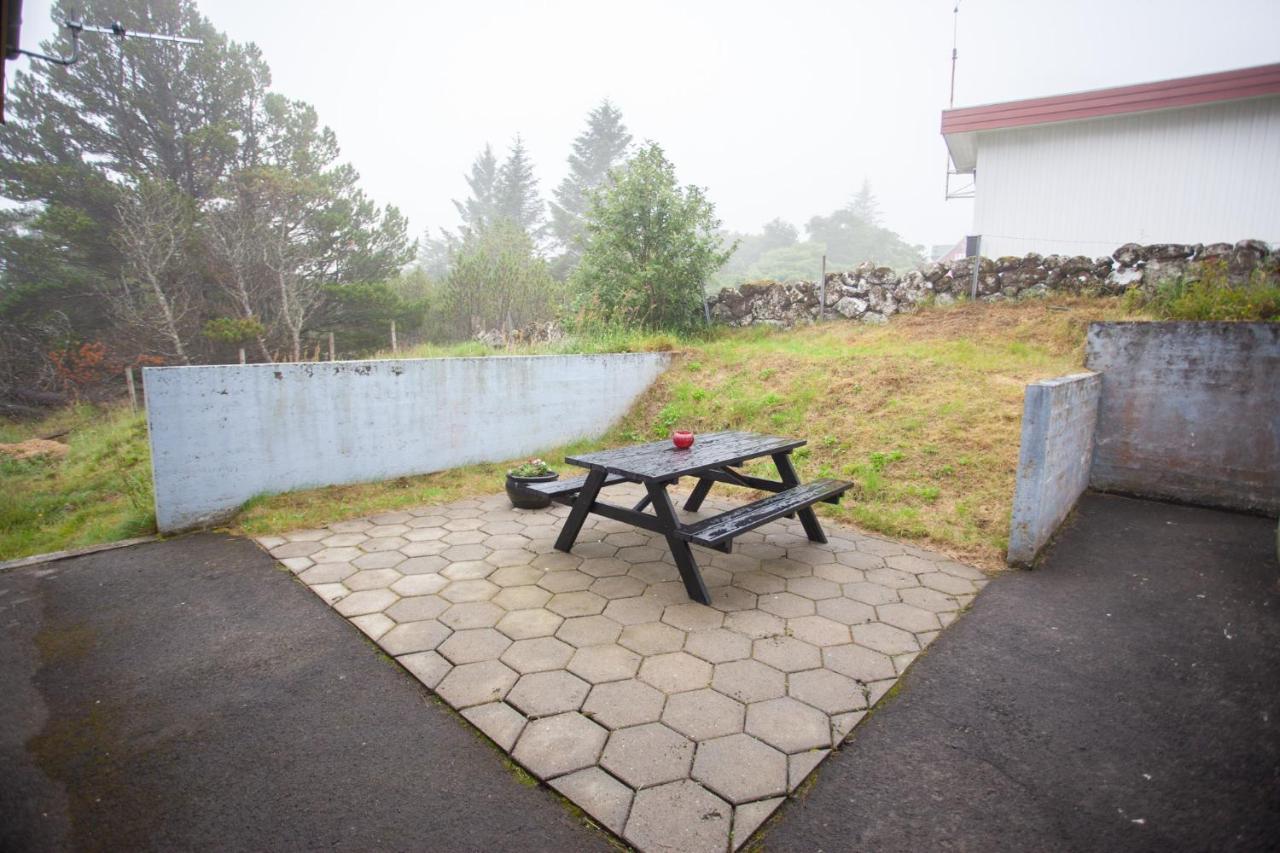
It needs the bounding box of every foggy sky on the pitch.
[14,0,1280,250]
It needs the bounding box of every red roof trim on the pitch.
[941,63,1280,134]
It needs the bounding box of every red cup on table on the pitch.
[672,430,695,449]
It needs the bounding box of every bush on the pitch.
[1126,261,1280,321]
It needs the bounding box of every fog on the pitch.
[14,0,1280,248]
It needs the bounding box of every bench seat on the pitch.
[677,479,852,547]
[518,472,628,497]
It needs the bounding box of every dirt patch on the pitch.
[0,439,69,461]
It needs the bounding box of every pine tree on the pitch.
[493,135,544,237]
[452,144,499,231]
[849,179,882,225]
[550,100,632,273]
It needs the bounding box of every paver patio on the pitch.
[258,482,987,852]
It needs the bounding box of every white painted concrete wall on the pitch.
[1007,372,1102,568]
[973,96,1280,258]
[144,353,670,533]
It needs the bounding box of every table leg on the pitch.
[772,452,828,544]
[646,481,711,605]
[683,477,715,512]
[554,468,609,553]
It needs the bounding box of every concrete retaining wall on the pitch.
[1085,322,1279,515]
[1007,372,1102,567]
[144,353,670,533]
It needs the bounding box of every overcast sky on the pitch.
[15,0,1280,249]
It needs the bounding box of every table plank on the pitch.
[565,431,805,482]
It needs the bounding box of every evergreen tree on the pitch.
[849,178,882,226]
[549,100,632,273]
[452,144,499,231]
[493,135,544,237]
[571,143,733,332]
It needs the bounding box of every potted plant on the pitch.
[506,458,558,509]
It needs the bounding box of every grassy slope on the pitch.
[1,297,1130,566]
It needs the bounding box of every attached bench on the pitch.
[519,472,628,503]
[676,478,853,548]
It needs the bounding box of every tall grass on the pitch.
[1124,261,1280,321]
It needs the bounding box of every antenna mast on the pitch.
[14,18,202,67]
[949,1,960,108]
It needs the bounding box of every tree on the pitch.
[549,100,632,273]
[712,217,800,289]
[452,144,499,231]
[443,219,557,336]
[806,183,924,271]
[571,143,733,332]
[744,241,827,284]
[849,179,882,226]
[494,135,544,237]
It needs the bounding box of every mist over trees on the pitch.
[0,0,412,406]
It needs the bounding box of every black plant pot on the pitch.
[506,472,558,509]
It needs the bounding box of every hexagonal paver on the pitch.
[662,602,724,632]
[752,636,821,673]
[603,596,665,625]
[692,733,787,805]
[486,548,534,568]
[547,591,607,618]
[398,555,449,575]
[397,649,451,689]
[436,659,519,709]
[441,560,494,581]
[321,532,366,548]
[550,767,633,835]
[493,585,552,611]
[300,562,356,585]
[842,581,900,606]
[661,688,745,741]
[712,659,786,704]
[500,636,575,674]
[745,696,831,753]
[272,541,322,559]
[618,622,685,655]
[638,652,713,694]
[390,574,448,597]
[815,596,876,625]
[582,679,666,729]
[786,576,842,600]
[723,609,785,639]
[684,628,752,664]
[787,615,852,647]
[496,608,563,640]
[438,628,511,664]
[360,536,408,553]
[600,722,694,788]
[460,701,527,751]
[813,563,865,584]
[590,575,646,600]
[822,643,895,682]
[440,579,500,603]
[920,571,977,595]
[568,644,642,684]
[579,557,631,578]
[865,567,919,589]
[851,622,919,656]
[351,552,406,571]
[442,544,492,562]
[334,588,398,617]
[384,595,449,623]
[759,558,811,579]
[624,780,731,853]
[439,601,505,630]
[378,619,451,656]
[877,602,942,633]
[507,670,591,717]
[899,585,960,613]
[530,551,581,571]
[732,571,785,595]
[758,592,816,618]
[537,570,593,593]
[788,668,866,714]
[512,712,607,780]
[556,615,623,647]
[489,565,543,587]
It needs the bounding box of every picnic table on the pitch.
[519,431,853,605]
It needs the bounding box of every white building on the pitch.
[942,63,1280,258]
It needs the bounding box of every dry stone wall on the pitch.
[707,240,1275,328]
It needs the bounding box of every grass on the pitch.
[0,405,154,561]
[2,296,1137,567]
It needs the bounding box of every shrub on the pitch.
[1126,261,1280,321]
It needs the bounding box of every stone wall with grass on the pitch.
[707,240,1275,328]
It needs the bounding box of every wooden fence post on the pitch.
[328,332,336,361]
[238,347,246,365]
[390,319,398,353]
[819,254,827,320]
[125,367,138,412]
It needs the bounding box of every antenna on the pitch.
[949,1,960,108]
[13,18,202,67]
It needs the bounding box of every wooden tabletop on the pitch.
[564,431,805,483]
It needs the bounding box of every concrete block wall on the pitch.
[144,353,670,533]
[1007,372,1102,567]
[1086,322,1279,515]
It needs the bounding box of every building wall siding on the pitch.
[972,97,1280,258]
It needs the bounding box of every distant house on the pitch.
[941,63,1280,258]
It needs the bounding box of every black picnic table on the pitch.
[520,431,853,605]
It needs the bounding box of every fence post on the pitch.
[125,367,138,412]
[967,235,982,300]
[390,319,398,353]
[238,347,246,365]
[819,254,827,320]
[328,332,336,361]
